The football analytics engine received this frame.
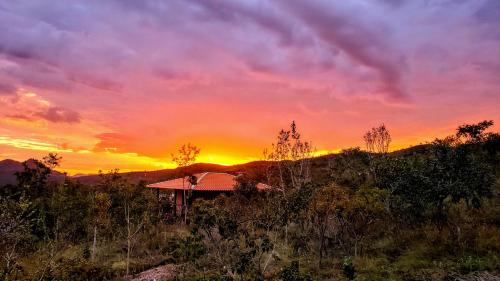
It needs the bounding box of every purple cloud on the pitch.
[0,0,498,132]
[0,82,17,95]
[34,106,81,123]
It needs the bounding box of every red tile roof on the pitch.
[146,172,269,192]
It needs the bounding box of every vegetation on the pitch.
[1,121,499,280]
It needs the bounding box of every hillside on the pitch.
[1,130,499,280]
[0,159,65,186]
[0,158,274,186]
[0,146,430,187]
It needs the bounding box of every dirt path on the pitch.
[130,264,178,281]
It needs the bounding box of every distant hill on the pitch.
[0,159,24,186]
[0,158,274,187]
[0,159,66,186]
[72,161,272,185]
[2,146,432,187]
[0,154,337,187]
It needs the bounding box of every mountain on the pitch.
[0,158,272,187]
[2,144,436,187]
[72,161,271,185]
[0,159,66,187]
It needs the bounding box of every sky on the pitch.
[1,0,499,175]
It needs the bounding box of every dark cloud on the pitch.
[280,0,406,98]
[34,106,81,123]
[186,0,407,98]
[0,2,123,93]
[190,0,305,47]
[0,0,499,104]
[475,0,500,24]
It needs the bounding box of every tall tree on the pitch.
[264,121,314,191]
[90,191,110,262]
[264,121,314,247]
[171,143,201,224]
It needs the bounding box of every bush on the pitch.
[279,261,312,281]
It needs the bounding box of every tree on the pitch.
[234,174,259,201]
[363,124,391,154]
[264,121,314,191]
[339,186,386,257]
[171,143,201,223]
[15,153,62,199]
[456,120,494,143]
[0,197,30,280]
[263,122,314,248]
[309,184,347,266]
[96,170,152,277]
[328,147,371,188]
[13,154,63,242]
[375,140,494,228]
[90,191,110,262]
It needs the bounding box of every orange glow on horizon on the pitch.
[1,1,500,176]
[1,130,473,176]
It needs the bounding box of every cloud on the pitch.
[5,113,36,121]
[93,132,134,153]
[279,1,406,99]
[1,0,500,174]
[34,106,81,123]
[0,82,17,95]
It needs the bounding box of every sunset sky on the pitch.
[1,0,499,175]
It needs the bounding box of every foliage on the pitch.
[375,139,494,227]
[172,143,201,223]
[279,261,312,281]
[264,121,314,190]
[328,147,371,188]
[456,120,494,143]
[1,120,499,280]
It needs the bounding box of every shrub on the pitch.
[279,261,312,281]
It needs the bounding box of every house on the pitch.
[146,172,269,215]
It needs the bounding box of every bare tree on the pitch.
[124,197,144,277]
[90,192,110,262]
[264,121,314,247]
[264,121,314,191]
[363,124,391,154]
[171,143,201,224]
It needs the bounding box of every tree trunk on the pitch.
[183,178,188,224]
[285,223,288,248]
[92,225,97,262]
[126,203,130,277]
[126,235,130,276]
[354,239,358,258]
